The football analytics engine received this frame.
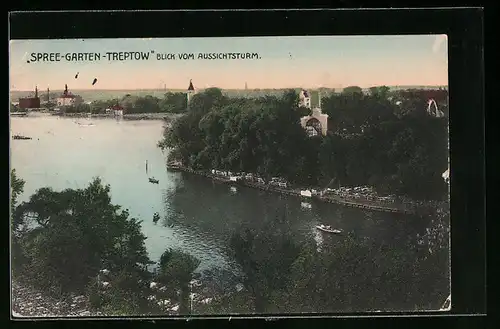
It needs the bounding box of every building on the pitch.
[105,104,125,116]
[299,89,329,137]
[56,84,83,107]
[426,99,445,117]
[19,86,41,109]
[299,90,312,108]
[111,104,125,116]
[187,79,196,105]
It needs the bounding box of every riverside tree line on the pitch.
[62,92,189,114]
[159,86,449,201]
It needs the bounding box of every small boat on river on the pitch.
[316,224,342,234]
[153,212,160,224]
[146,160,159,184]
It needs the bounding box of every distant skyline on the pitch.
[9,35,448,91]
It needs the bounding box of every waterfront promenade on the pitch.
[166,163,439,216]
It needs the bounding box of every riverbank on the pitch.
[57,112,182,121]
[11,280,105,318]
[11,276,234,317]
[11,111,182,121]
[167,163,445,216]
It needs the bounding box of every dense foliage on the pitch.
[12,178,152,293]
[156,249,201,313]
[229,211,303,312]
[160,87,448,200]
[60,93,189,114]
[10,174,200,315]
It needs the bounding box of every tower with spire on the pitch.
[187,79,195,105]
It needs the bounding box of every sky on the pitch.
[9,35,448,91]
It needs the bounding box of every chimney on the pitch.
[318,90,321,109]
[35,86,38,98]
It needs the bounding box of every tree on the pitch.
[12,178,152,295]
[156,249,200,314]
[11,169,26,276]
[90,98,121,114]
[229,210,303,312]
[159,92,188,113]
[10,169,25,219]
[64,103,91,114]
[342,86,363,95]
[369,85,390,98]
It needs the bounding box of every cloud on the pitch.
[432,34,447,54]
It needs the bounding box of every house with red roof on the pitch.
[111,104,125,116]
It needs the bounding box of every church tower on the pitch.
[187,79,195,105]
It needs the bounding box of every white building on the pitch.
[299,89,328,137]
[299,90,312,108]
[56,84,83,107]
[106,105,125,117]
[187,79,196,105]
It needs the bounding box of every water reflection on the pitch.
[312,229,324,252]
[161,172,448,280]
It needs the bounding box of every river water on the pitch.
[10,115,450,311]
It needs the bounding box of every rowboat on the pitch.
[316,224,342,234]
[146,160,159,184]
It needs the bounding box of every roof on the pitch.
[188,80,195,91]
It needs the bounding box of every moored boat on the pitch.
[12,135,32,140]
[11,112,28,117]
